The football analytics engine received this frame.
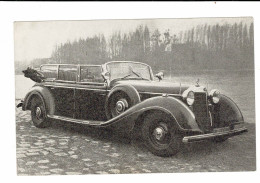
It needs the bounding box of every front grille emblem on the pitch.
[195,78,200,87]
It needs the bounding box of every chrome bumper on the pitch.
[182,127,248,143]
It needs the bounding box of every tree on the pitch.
[48,21,254,73]
[143,25,150,52]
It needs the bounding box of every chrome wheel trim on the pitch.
[35,106,42,120]
[152,123,168,141]
[115,98,128,114]
[153,127,166,141]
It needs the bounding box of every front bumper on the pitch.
[182,126,248,143]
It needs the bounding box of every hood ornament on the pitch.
[195,78,200,87]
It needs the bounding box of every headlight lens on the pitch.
[209,89,221,104]
[187,91,195,105]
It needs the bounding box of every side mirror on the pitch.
[155,72,164,81]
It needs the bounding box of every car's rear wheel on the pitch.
[31,96,50,128]
[141,112,183,157]
[108,92,132,118]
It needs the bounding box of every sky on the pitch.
[14,17,253,62]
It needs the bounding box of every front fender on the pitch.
[23,85,55,115]
[102,96,201,134]
[212,94,244,128]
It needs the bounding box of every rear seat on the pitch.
[58,71,65,80]
[42,71,56,79]
[58,70,76,81]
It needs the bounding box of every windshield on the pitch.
[106,62,152,81]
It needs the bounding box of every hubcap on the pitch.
[115,99,128,114]
[153,123,168,141]
[35,106,42,120]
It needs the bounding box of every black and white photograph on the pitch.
[14,17,255,175]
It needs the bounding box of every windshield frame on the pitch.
[103,61,154,81]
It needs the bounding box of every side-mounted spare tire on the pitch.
[105,84,141,119]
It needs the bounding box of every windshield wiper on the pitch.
[121,74,132,80]
[131,70,141,78]
[131,70,149,80]
[120,66,149,80]
[120,72,149,81]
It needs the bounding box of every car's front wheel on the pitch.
[141,112,183,157]
[31,96,50,128]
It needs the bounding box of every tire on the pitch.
[141,112,183,157]
[108,92,132,118]
[31,96,50,128]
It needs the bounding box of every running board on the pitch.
[47,115,104,126]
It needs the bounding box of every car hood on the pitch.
[111,80,190,95]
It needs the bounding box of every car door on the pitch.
[75,65,107,121]
[51,65,77,118]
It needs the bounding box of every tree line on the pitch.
[19,21,254,74]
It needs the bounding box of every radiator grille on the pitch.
[192,92,211,132]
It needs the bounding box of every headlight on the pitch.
[209,89,220,104]
[187,91,195,105]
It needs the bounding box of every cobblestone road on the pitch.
[16,101,256,175]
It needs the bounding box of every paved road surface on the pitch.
[16,102,256,175]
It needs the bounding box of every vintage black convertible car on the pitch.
[18,61,248,157]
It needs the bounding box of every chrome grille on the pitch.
[192,92,211,132]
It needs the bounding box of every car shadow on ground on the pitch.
[49,119,133,144]
[47,119,229,158]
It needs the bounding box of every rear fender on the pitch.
[102,96,201,134]
[23,85,55,115]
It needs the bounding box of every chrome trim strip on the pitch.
[182,127,248,143]
[44,84,108,91]
[44,80,106,87]
[179,83,182,95]
[76,82,105,86]
[44,84,75,89]
[55,80,76,84]
[57,65,60,79]
[79,64,101,67]
[75,87,107,91]
[139,91,181,97]
[104,61,151,68]
[77,65,80,82]
[48,115,103,126]
[209,111,213,126]
[41,64,79,66]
